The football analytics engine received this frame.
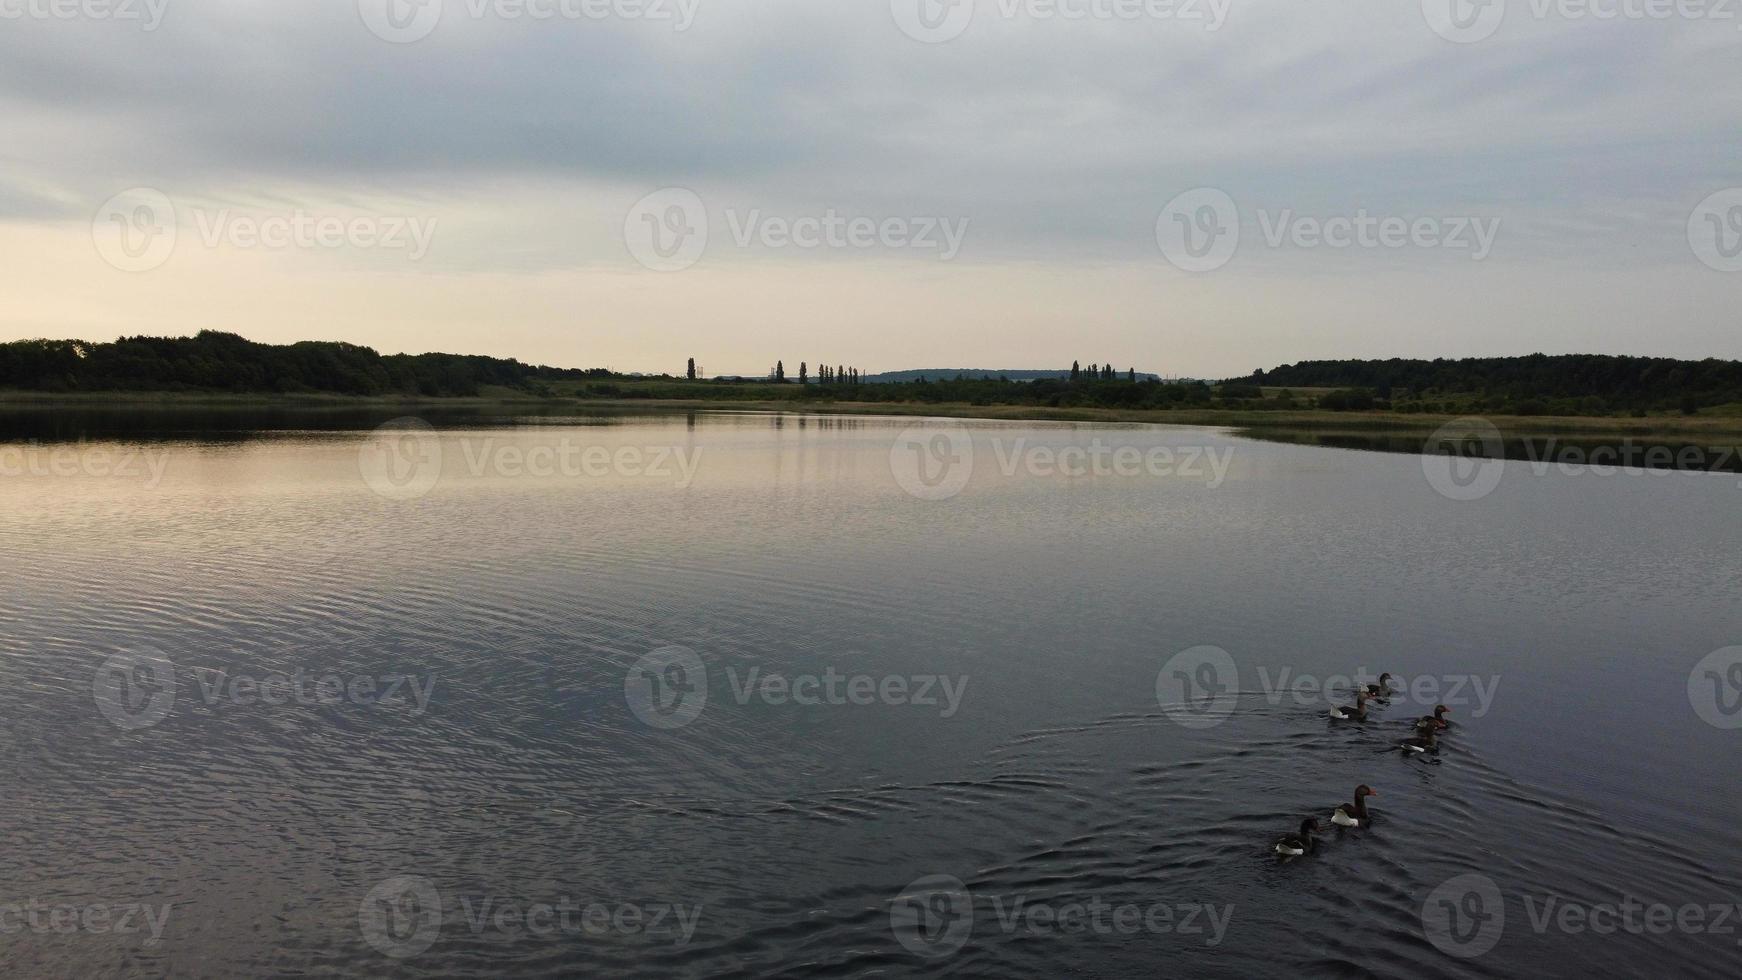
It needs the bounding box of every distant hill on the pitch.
[0,331,604,397]
[865,369,1161,384]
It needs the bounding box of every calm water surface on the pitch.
[2,409,1739,978]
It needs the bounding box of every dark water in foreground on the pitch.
[1,408,1739,978]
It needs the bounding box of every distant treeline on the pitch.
[581,373,1217,410]
[864,368,1162,384]
[0,332,602,397]
[1237,354,1742,416]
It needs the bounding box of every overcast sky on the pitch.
[2,0,1737,377]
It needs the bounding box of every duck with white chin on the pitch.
[1330,784,1378,827]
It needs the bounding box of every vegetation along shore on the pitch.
[7,332,1742,440]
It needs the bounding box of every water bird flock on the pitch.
[1272,674,1456,857]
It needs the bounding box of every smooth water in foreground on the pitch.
[2,409,1738,978]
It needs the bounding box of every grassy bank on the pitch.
[12,387,1742,440]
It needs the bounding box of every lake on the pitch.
[2,407,1738,978]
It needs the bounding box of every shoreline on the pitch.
[7,390,1742,439]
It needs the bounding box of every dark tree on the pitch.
[687,357,696,380]
[799,361,808,384]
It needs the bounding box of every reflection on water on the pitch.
[1243,425,1742,475]
[1,408,1739,978]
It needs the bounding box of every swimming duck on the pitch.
[1415,704,1451,731]
[1273,818,1322,857]
[1362,673,1396,700]
[1330,785,1378,827]
[1329,690,1369,721]
[1400,727,1438,755]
